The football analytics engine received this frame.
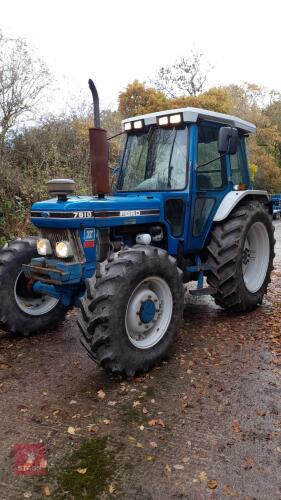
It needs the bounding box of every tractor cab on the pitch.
[117,108,256,254]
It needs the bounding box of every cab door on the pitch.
[187,124,231,252]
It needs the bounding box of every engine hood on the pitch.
[31,194,162,229]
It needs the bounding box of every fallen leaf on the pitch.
[53,410,60,416]
[69,400,77,405]
[146,455,154,462]
[108,484,115,494]
[133,401,141,408]
[134,376,146,383]
[173,464,184,470]
[43,485,51,496]
[208,479,217,489]
[232,420,241,433]
[88,424,98,433]
[222,485,238,496]
[150,441,158,448]
[242,456,254,470]
[136,442,143,448]
[139,425,144,431]
[0,363,10,370]
[103,419,111,425]
[97,389,106,400]
[148,419,165,428]
[128,435,136,442]
[23,492,32,499]
[108,401,117,407]
[198,471,208,482]
[77,468,87,474]
[67,426,77,435]
[256,410,267,417]
[276,447,281,453]
[142,407,148,415]
[165,464,171,473]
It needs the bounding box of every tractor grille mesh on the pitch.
[40,228,85,262]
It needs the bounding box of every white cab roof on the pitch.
[122,107,256,134]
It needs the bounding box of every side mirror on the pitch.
[218,127,238,155]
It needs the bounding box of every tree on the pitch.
[118,80,167,119]
[0,31,51,155]
[169,87,232,114]
[152,51,212,98]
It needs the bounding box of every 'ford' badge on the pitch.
[41,211,50,217]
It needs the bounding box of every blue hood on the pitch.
[31,193,162,229]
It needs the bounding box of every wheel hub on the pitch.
[139,299,157,324]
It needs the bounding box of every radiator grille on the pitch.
[40,228,85,262]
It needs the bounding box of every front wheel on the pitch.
[78,245,184,376]
[0,238,68,335]
[207,201,275,312]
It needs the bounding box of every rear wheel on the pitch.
[78,245,184,376]
[207,201,275,312]
[0,238,68,335]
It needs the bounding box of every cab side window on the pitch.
[231,139,245,185]
[197,126,227,190]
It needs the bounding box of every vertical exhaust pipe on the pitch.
[88,79,109,198]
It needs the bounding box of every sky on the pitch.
[1,0,281,114]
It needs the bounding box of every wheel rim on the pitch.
[14,271,59,316]
[242,221,270,293]
[125,276,173,349]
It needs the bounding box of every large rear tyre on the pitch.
[207,201,275,312]
[78,245,184,376]
[0,238,68,335]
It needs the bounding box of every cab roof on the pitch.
[122,107,256,134]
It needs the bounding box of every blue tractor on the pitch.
[0,80,275,375]
[271,194,281,219]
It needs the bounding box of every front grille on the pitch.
[40,228,85,262]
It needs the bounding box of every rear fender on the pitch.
[213,190,271,222]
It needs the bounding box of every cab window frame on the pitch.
[196,123,228,192]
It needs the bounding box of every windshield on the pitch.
[118,126,188,191]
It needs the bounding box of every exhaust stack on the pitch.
[88,79,109,198]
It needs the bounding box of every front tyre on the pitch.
[207,201,275,312]
[78,245,184,376]
[0,238,68,335]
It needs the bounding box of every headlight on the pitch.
[169,113,182,124]
[158,113,183,126]
[55,241,74,259]
[37,239,52,256]
[133,120,144,129]
[158,116,169,126]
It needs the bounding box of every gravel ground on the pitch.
[1,223,281,499]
